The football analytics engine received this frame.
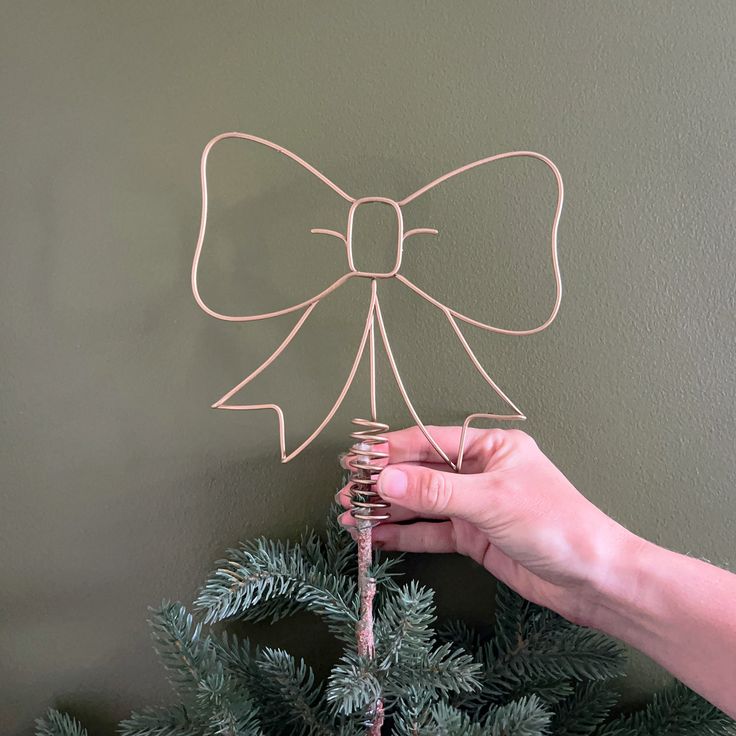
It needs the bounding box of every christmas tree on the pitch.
[36,504,734,736]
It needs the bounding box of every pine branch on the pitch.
[369,550,405,595]
[373,581,482,714]
[392,686,439,735]
[196,674,263,736]
[476,586,625,708]
[194,538,359,642]
[386,642,483,701]
[551,682,619,735]
[252,647,334,736]
[482,694,553,736]
[149,601,220,697]
[211,632,260,689]
[413,695,552,736]
[493,582,531,652]
[436,619,484,656]
[508,626,626,682]
[375,581,436,667]
[596,680,736,736]
[194,539,302,621]
[324,502,358,578]
[326,650,382,717]
[422,702,487,736]
[147,602,263,734]
[476,629,620,709]
[34,509,736,736]
[35,710,88,736]
[119,705,198,736]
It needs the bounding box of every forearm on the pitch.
[589,535,736,717]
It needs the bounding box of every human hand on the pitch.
[338,425,645,628]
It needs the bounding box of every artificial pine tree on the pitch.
[37,504,735,736]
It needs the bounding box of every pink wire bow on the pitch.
[191,132,563,472]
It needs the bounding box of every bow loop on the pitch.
[397,150,563,335]
[192,132,355,324]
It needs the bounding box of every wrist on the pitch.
[582,529,674,653]
[577,526,657,634]
[573,529,736,716]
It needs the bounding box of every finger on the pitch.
[336,498,440,526]
[377,463,492,522]
[338,509,398,529]
[340,452,368,470]
[371,521,456,553]
[335,474,452,514]
[338,510,356,528]
[386,425,490,466]
[334,486,351,509]
[341,453,451,473]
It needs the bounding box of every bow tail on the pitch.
[373,294,458,471]
[444,312,526,421]
[389,279,529,471]
[216,284,378,464]
[442,312,529,471]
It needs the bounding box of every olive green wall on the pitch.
[2,1,735,732]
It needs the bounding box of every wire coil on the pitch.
[348,418,391,523]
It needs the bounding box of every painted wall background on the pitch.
[2,1,735,732]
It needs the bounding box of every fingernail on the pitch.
[334,490,342,503]
[379,468,407,498]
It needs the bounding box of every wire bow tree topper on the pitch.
[191,132,564,474]
[190,132,564,732]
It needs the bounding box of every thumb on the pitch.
[377,464,489,521]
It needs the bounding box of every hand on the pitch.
[338,425,645,628]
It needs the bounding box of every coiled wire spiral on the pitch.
[348,418,391,523]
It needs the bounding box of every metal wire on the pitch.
[348,418,391,523]
[191,131,564,474]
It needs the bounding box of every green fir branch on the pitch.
[194,539,303,622]
[392,686,439,735]
[386,641,483,701]
[119,705,198,736]
[551,682,619,735]
[197,676,263,736]
[422,702,488,736]
[436,618,484,656]
[596,680,736,736]
[149,601,220,697]
[416,695,552,736]
[33,508,736,736]
[375,581,436,667]
[194,537,359,642]
[252,647,334,736]
[35,710,88,736]
[482,695,553,736]
[326,650,382,717]
[369,550,405,594]
[324,502,358,578]
[211,632,259,689]
[478,590,625,707]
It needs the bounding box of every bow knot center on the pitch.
[346,197,404,278]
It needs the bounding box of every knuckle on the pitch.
[479,428,505,455]
[507,428,537,449]
[421,470,452,513]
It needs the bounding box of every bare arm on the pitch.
[337,425,736,717]
[591,536,736,716]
